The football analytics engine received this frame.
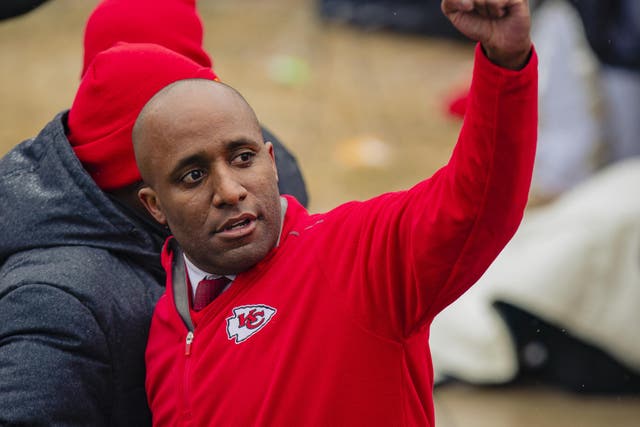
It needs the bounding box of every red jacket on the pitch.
[145,45,538,427]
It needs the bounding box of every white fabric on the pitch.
[431,158,640,383]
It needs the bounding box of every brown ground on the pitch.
[1,0,638,425]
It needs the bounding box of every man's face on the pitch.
[136,81,282,275]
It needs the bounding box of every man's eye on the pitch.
[231,151,256,166]
[181,169,206,184]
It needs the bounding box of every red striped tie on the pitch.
[193,277,230,311]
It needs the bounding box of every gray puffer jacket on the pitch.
[0,113,167,426]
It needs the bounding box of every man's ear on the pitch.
[265,141,279,183]
[138,186,167,225]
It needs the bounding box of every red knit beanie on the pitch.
[82,0,212,77]
[68,42,218,190]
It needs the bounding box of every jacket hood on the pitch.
[0,113,166,266]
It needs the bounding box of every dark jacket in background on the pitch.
[318,0,466,40]
[265,126,309,207]
[0,0,50,20]
[570,0,640,71]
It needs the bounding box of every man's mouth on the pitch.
[223,218,252,231]
[215,214,258,238]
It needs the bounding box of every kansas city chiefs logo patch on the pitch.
[226,305,276,344]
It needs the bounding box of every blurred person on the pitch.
[505,0,640,202]
[570,0,640,163]
[443,0,612,204]
[0,0,305,425]
[104,0,537,424]
[431,156,640,394]
[528,0,603,203]
[430,0,640,396]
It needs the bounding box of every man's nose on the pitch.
[211,169,248,207]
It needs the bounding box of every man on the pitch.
[131,0,537,425]
[0,2,304,426]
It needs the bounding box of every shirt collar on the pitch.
[183,254,235,298]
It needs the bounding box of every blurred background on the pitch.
[1,0,639,426]
[0,0,470,213]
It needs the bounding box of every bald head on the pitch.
[133,78,281,275]
[133,79,262,186]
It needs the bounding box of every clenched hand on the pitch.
[442,0,532,69]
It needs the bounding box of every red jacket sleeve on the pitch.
[417,44,538,316]
[324,44,538,339]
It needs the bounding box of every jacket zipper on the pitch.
[185,331,194,356]
[183,328,195,422]
[170,243,198,423]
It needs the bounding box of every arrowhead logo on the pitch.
[226,305,277,344]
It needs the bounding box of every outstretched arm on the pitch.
[328,0,537,338]
[409,0,536,316]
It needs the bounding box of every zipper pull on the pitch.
[185,331,194,356]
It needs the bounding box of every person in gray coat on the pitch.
[0,112,166,425]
